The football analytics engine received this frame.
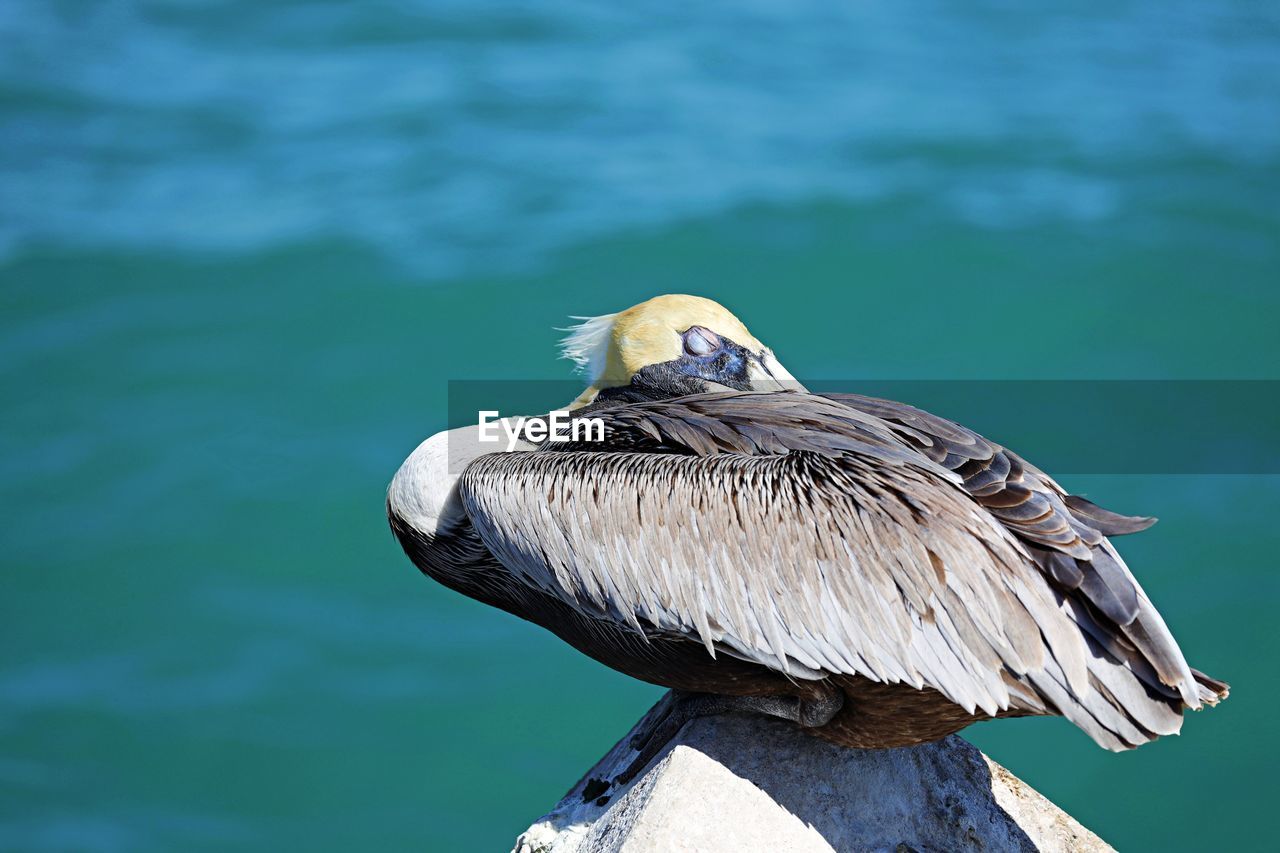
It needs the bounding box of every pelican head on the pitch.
[561,294,803,408]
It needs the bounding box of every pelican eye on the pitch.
[682,326,722,357]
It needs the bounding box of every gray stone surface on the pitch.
[514,694,1112,853]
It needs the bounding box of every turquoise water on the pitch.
[3,2,1279,850]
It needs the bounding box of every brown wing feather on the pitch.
[826,392,1209,707]
[460,391,1220,749]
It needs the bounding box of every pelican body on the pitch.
[388,295,1226,756]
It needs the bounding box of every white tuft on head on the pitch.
[558,313,617,377]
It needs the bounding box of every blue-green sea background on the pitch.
[3,2,1278,850]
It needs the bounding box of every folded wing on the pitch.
[459,392,1216,749]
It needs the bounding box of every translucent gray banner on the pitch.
[445,380,1279,475]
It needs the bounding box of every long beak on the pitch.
[567,385,600,410]
[747,350,807,392]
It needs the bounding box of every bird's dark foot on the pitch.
[611,686,844,787]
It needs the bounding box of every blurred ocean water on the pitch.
[5,1,1279,273]
[2,2,1279,851]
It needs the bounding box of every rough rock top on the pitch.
[514,696,1112,853]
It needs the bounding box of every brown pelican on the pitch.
[388,295,1226,779]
